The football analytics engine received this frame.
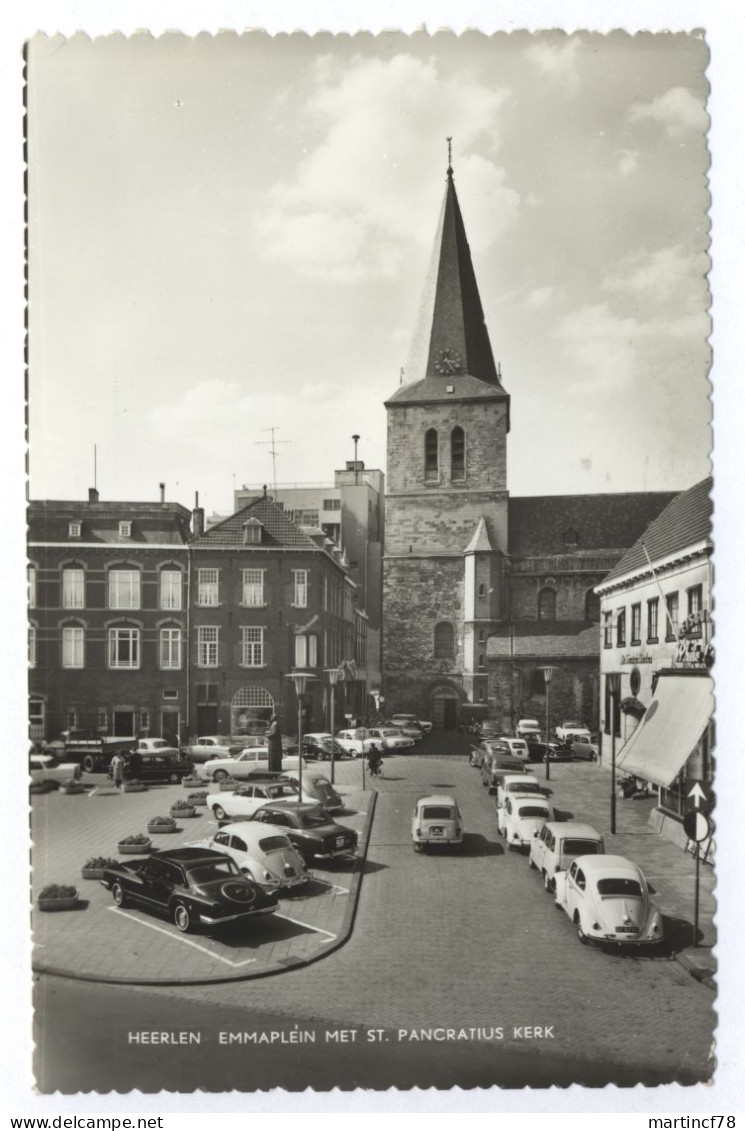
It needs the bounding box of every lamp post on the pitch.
[287,671,315,800]
[608,672,622,835]
[326,667,343,785]
[538,667,556,781]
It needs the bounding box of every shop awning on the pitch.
[616,673,713,788]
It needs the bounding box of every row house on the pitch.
[28,488,192,744]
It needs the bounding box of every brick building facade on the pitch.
[382,161,676,732]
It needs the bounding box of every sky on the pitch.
[27,31,712,515]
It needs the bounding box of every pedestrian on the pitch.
[367,744,383,778]
[110,752,124,790]
[266,713,283,774]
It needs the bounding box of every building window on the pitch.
[451,426,465,479]
[478,582,487,598]
[323,498,341,511]
[295,634,317,668]
[630,603,641,645]
[293,570,308,608]
[538,588,557,621]
[62,626,85,668]
[68,522,81,538]
[160,570,182,610]
[424,428,439,480]
[585,589,600,622]
[139,709,150,731]
[616,609,626,648]
[433,621,455,659]
[108,570,140,609]
[28,625,36,668]
[195,683,219,705]
[62,568,85,609]
[603,611,612,648]
[297,510,319,527]
[197,626,219,667]
[478,653,485,669]
[242,626,264,667]
[98,708,108,730]
[66,708,78,730]
[29,696,45,740]
[242,569,265,607]
[28,566,36,609]
[119,521,132,538]
[665,592,679,640]
[686,585,704,634]
[159,627,182,670]
[197,569,219,606]
[243,520,263,545]
[647,598,659,642]
[108,627,140,669]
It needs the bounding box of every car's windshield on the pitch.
[259,835,290,852]
[563,839,602,855]
[517,806,550,818]
[380,730,399,736]
[187,860,241,884]
[597,878,643,898]
[421,806,454,820]
[508,782,540,792]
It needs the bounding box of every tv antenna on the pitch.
[255,427,291,495]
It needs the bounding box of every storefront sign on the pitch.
[620,651,653,665]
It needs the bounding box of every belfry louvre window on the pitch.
[424,429,439,480]
[433,621,455,659]
[451,427,465,479]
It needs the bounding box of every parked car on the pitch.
[515,718,541,740]
[555,721,592,744]
[389,715,424,741]
[529,821,605,893]
[363,726,415,752]
[294,774,344,814]
[480,751,525,792]
[498,737,530,761]
[334,728,373,757]
[249,803,359,863]
[181,736,245,764]
[301,734,346,761]
[498,794,555,849]
[207,778,302,821]
[189,823,309,892]
[131,738,182,758]
[412,794,463,852]
[495,773,543,809]
[198,748,304,782]
[101,847,279,933]
[527,739,569,763]
[554,855,664,947]
[29,751,81,789]
[569,735,600,762]
[471,738,512,768]
[111,749,194,784]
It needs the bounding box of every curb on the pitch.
[32,790,378,987]
[674,949,716,991]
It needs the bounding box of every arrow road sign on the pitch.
[687,782,707,809]
[683,809,711,844]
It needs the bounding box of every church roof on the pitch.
[465,516,494,554]
[508,492,678,556]
[387,163,509,417]
[599,477,712,586]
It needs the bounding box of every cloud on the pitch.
[628,86,708,137]
[254,54,518,280]
[617,149,639,176]
[525,37,583,90]
[525,286,555,309]
[601,245,710,300]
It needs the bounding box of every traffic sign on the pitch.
[683,809,711,844]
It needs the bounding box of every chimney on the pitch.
[192,491,204,538]
[159,482,166,503]
[88,487,99,503]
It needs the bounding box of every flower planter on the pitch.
[182,777,203,788]
[61,783,86,795]
[117,839,152,855]
[38,894,78,912]
[169,805,196,819]
[147,822,177,835]
[121,782,147,793]
[186,793,208,807]
[80,867,106,880]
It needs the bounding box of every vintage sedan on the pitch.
[189,823,309,892]
[297,774,344,814]
[29,751,81,789]
[207,778,302,821]
[412,794,463,852]
[198,748,304,782]
[497,793,555,849]
[249,802,358,863]
[334,729,373,757]
[495,773,543,809]
[301,734,346,761]
[570,735,600,762]
[388,716,423,742]
[363,726,415,752]
[480,751,525,791]
[110,749,194,784]
[529,821,605,893]
[101,847,278,933]
[497,737,530,761]
[181,736,245,764]
[554,855,664,947]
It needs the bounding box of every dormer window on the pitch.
[68,522,81,538]
[119,521,132,538]
[243,518,264,545]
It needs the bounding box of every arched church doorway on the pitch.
[430,684,460,730]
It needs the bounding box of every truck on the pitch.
[48,733,134,774]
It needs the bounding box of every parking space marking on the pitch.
[109,908,258,967]
[274,912,337,940]
[310,879,349,895]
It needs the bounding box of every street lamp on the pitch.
[538,666,556,781]
[326,666,343,785]
[287,671,316,800]
[608,672,622,835]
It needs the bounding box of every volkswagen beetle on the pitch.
[554,854,664,947]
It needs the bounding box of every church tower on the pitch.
[383,152,510,728]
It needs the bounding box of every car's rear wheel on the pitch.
[173,903,192,933]
[213,769,228,782]
[111,882,127,908]
[212,804,227,821]
[82,755,96,774]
